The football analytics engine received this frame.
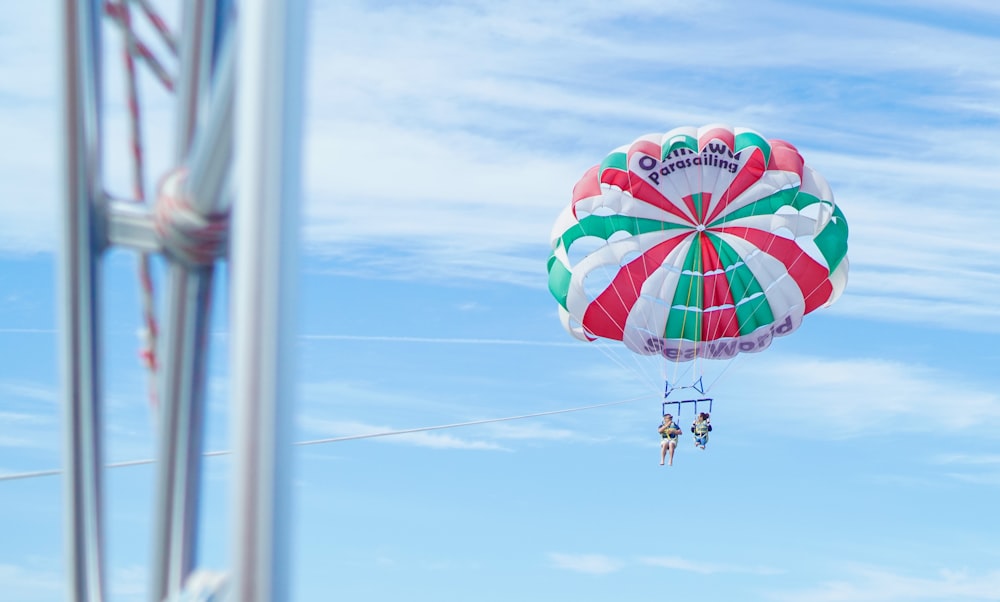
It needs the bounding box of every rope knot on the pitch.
[154,168,229,266]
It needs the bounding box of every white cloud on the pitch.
[295,406,609,450]
[925,454,1000,487]
[771,564,1000,602]
[392,429,507,451]
[481,421,578,442]
[110,564,148,599]
[943,472,1000,486]
[639,555,715,574]
[0,2,60,253]
[548,552,782,577]
[297,0,1000,337]
[932,453,1000,466]
[639,555,783,576]
[0,381,57,405]
[548,552,624,575]
[5,0,1000,342]
[0,382,59,452]
[0,562,62,602]
[729,353,1000,439]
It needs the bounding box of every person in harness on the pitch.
[658,413,682,466]
[691,412,712,449]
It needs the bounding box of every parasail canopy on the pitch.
[547,124,848,363]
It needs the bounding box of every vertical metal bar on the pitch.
[150,263,215,600]
[231,0,308,598]
[149,0,224,599]
[59,0,106,600]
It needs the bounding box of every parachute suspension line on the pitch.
[666,232,704,390]
[692,233,706,385]
[668,134,740,398]
[568,143,659,395]
[712,194,780,394]
[691,136,713,390]
[622,143,664,391]
[0,393,653,483]
[705,144,793,387]
[579,230,654,388]
[567,180,630,361]
[701,349,742,393]
[684,153,742,400]
[712,166,836,364]
[591,338,661,394]
[714,161,774,349]
[620,143,680,396]
[566,261,657,393]
[613,135,708,396]
[706,142,843,397]
[762,175,844,308]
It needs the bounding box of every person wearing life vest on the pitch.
[658,414,682,466]
[691,412,712,449]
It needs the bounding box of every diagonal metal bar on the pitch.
[187,32,235,216]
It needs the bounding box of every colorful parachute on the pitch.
[547,124,848,362]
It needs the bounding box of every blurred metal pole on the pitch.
[59,0,106,599]
[149,0,225,598]
[230,0,308,598]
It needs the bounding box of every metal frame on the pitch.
[229,0,307,598]
[58,0,306,599]
[150,0,229,595]
[661,377,713,417]
[661,398,714,418]
[60,1,106,598]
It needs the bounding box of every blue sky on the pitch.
[3,0,1000,600]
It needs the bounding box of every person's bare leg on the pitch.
[668,441,676,466]
[660,442,666,465]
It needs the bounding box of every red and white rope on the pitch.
[105,1,175,91]
[154,169,230,266]
[106,0,179,406]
